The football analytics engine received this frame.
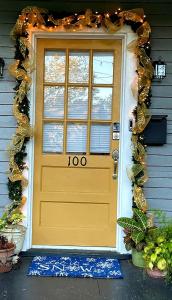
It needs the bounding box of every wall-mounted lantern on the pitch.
[0,58,5,78]
[153,58,166,80]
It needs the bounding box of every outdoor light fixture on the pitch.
[0,58,5,78]
[153,58,166,80]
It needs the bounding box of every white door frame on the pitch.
[22,26,137,254]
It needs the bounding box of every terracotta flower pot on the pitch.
[0,246,15,273]
[146,268,167,279]
[132,249,145,268]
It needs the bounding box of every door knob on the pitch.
[112,149,119,179]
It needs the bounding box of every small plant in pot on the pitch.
[117,208,155,268]
[0,206,26,261]
[0,235,15,272]
[143,220,172,281]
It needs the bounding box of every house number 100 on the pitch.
[68,156,87,167]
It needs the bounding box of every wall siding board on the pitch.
[0,116,16,127]
[0,0,172,227]
[0,140,11,151]
[0,104,13,115]
[0,173,8,184]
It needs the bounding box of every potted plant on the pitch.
[0,235,15,272]
[0,207,26,257]
[117,208,155,268]
[143,222,172,281]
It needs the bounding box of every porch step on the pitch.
[21,249,131,260]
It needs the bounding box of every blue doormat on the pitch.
[27,256,123,279]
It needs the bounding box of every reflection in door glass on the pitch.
[90,124,111,154]
[67,124,87,153]
[91,87,112,120]
[44,50,66,83]
[43,123,63,153]
[93,52,114,84]
[69,51,89,83]
[68,87,88,119]
[44,86,64,118]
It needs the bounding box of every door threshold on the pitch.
[21,248,131,260]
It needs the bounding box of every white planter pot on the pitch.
[0,225,26,255]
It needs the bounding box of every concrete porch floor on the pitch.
[0,257,172,300]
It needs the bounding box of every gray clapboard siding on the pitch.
[148,199,172,211]
[0,0,172,224]
[145,188,172,200]
[0,161,9,170]
[0,104,13,115]
[151,86,172,98]
[152,75,172,86]
[148,145,172,155]
[145,177,172,188]
[0,173,8,184]
[0,35,14,47]
[0,184,8,195]
[0,116,16,127]
[0,81,16,93]
[151,38,172,51]
[151,27,172,39]
[0,151,9,162]
[151,50,172,62]
[0,140,10,151]
[148,155,172,167]
[0,47,15,59]
[151,98,172,109]
[148,167,172,178]
[0,93,15,105]
[0,128,16,139]
[0,195,10,207]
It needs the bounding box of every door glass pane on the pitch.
[69,51,89,83]
[93,52,114,84]
[44,50,66,83]
[43,123,63,153]
[91,87,112,120]
[44,86,64,118]
[68,87,88,119]
[67,124,87,153]
[90,124,111,154]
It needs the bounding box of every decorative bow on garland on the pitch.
[0,7,153,229]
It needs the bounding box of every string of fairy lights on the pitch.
[0,7,153,230]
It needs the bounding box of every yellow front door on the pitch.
[32,38,122,247]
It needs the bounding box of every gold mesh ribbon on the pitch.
[133,184,148,212]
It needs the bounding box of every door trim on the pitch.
[22,27,137,254]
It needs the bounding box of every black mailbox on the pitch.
[143,115,167,146]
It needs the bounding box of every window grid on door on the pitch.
[43,49,115,155]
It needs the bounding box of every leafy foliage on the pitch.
[117,208,153,250]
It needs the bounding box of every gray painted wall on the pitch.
[0,0,172,218]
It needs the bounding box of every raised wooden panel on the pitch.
[41,166,110,193]
[40,202,109,228]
